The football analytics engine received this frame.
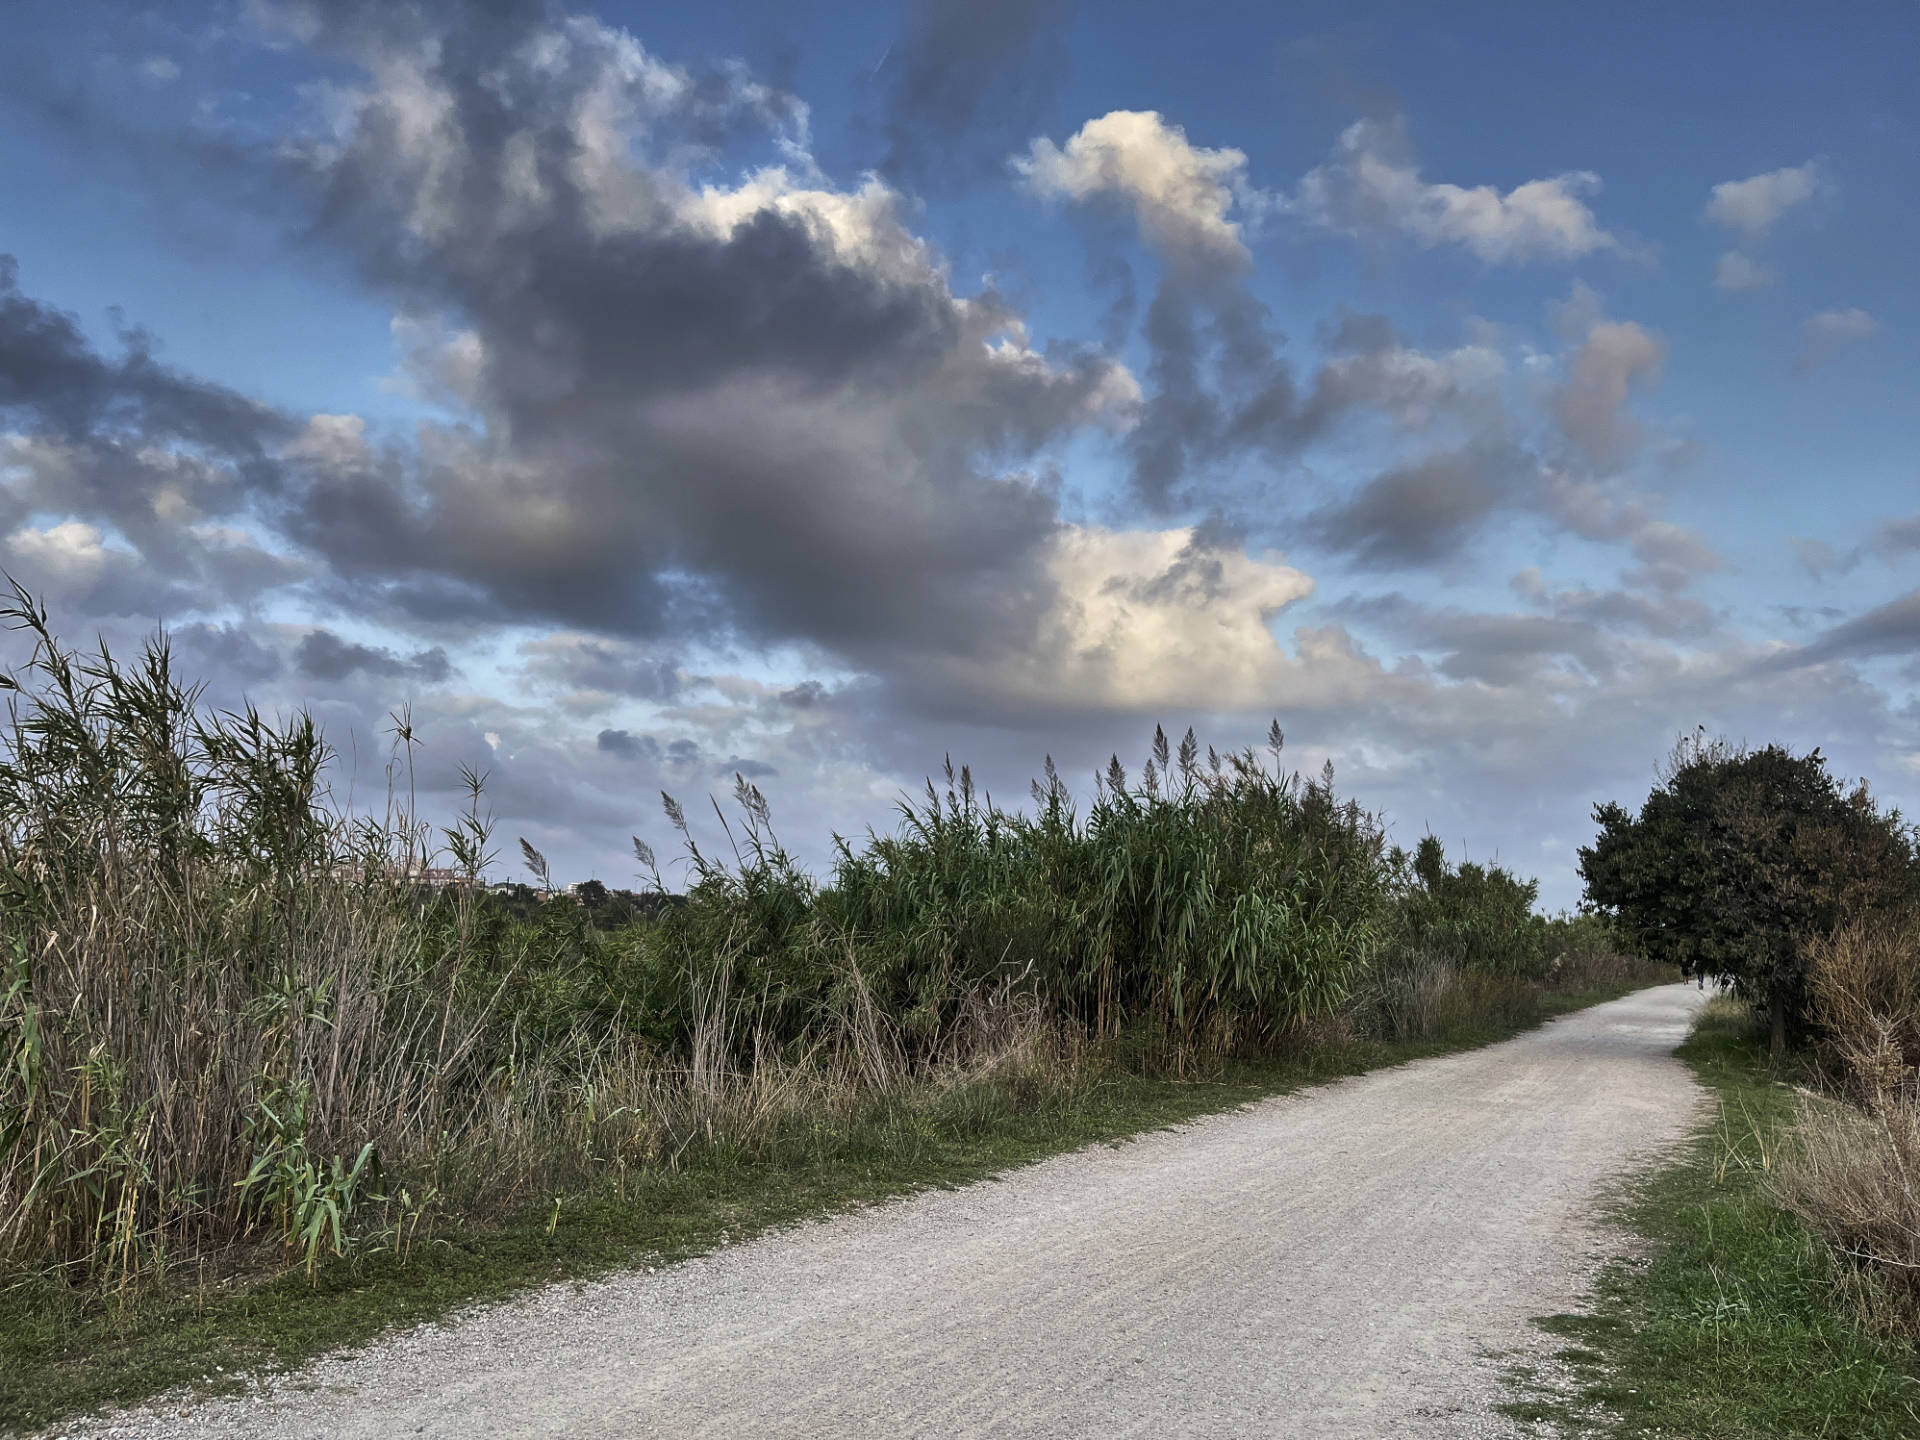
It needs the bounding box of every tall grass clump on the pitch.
[825,726,1390,1060]
[1774,914,1920,1337]
[0,589,512,1286]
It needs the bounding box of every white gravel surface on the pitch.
[52,984,1709,1440]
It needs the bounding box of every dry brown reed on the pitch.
[1772,914,1920,1339]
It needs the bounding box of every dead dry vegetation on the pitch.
[1774,915,1920,1338]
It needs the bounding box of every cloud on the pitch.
[1539,473,1723,593]
[139,56,181,84]
[1771,588,1920,667]
[596,728,661,763]
[294,628,451,683]
[1290,115,1619,264]
[1549,318,1667,469]
[1345,592,1622,687]
[877,0,1072,191]
[1294,313,1505,438]
[0,255,307,618]
[926,523,1317,714]
[1784,514,1920,582]
[0,255,289,458]
[1871,514,1920,562]
[1791,535,1849,580]
[9,0,1914,913]
[1713,250,1776,292]
[1015,109,1253,273]
[1018,110,1300,509]
[1704,162,1820,245]
[520,635,685,702]
[1015,120,1503,513]
[1308,449,1510,569]
[1796,307,1880,375]
[258,6,1139,682]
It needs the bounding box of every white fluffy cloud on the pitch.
[1291,116,1618,264]
[943,524,1316,712]
[1704,162,1820,292]
[1013,110,1252,270]
[1704,161,1820,244]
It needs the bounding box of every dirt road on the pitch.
[67,984,1709,1439]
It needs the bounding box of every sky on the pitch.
[1,0,1916,906]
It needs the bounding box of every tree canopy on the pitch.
[1579,734,1918,1051]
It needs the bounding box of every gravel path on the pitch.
[57,984,1709,1440]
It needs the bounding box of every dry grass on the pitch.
[1774,1093,1920,1337]
[1806,913,1920,1107]
[1770,916,1920,1340]
[1358,943,1671,1044]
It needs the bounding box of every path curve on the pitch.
[66,984,1709,1440]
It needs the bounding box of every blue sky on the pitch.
[1,0,1916,904]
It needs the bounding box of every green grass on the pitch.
[1506,998,1920,1438]
[0,979,1646,1434]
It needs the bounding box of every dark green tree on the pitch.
[1580,734,1917,1054]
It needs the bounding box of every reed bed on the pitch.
[0,591,1638,1296]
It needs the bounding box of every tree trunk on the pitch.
[1769,990,1788,1058]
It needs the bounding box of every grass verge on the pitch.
[1505,996,1920,1438]
[3,979,1644,1433]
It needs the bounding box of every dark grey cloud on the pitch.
[521,637,684,702]
[0,255,304,618]
[1307,449,1508,568]
[1872,513,1920,562]
[1015,117,1505,520]
[172,621,286,685]
[1343,592,1617,686]
[596,728,661,764]
[295,628,452,683]
[0,255,290,461]
[1124,278,1298,511]
[779,680,825,708]
[1774,588,1920,668]
[877,0,1073,192]
[259,6,1127,673]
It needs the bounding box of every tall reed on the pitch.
[0,593,1602,1291]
